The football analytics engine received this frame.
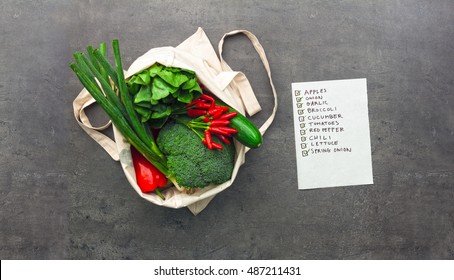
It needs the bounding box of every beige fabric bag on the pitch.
[73,28,277,215]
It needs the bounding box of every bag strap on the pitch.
[73,88,120,161]
[218,30,278,136]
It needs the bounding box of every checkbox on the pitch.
[301,143,306,149]
[298,109,304,115]
[302,150,309,157]
[295,90,301,96]
[300,123,305,128]
[297,103,302,108]
[300,130,306,135]
[299,116,305,122]
[296,97,302,102]
[301,137,306,142]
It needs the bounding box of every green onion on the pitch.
[93,49,119,88]
[73,52,127,119]
[111,40,165,161]
[99,42,107,57]
[97,42,109,82]
[70,41,169,175]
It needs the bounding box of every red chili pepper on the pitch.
[219,111,238,120]
[187,108,207,117]
[210,119,230,126]
[211,142,223,150]
[216,134,231,145]
[209,126,238,135]
[208,107,223,117]
[208,126,231,136]
[200,94,215,103]
[131,147,168,193]
[212,111,222,119]
[185,98,202,108]
[203,116,210,123]
[204,130,213,150]
[195,102,212,109]
[219,126,238,134]
[218,106,230,112]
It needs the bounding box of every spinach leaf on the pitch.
[133,85,152,104]
[158,68,189,87]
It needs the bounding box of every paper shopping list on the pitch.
[291,78,373,189]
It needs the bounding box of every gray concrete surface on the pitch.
[1,0,454,259]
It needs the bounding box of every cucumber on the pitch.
[229,109,262,149]
[213,99,262,148]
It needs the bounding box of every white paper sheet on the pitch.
[291,78,373,189]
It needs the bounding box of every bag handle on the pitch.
[218,30,278,136]
[73,88,120,161]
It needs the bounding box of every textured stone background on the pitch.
[1,0,453,259]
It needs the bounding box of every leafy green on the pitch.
[182,77,197,90]
[127,63,202,128]
[149,64,163,77]
[135,106,152,122]
[157,68,189,87]
[133,85,152,104]
[138,72,151,85]
[128,74,148,85]
[151,76,177,100]
[177,91,194,103]
[150,104,171,119]
[135,101,152,109]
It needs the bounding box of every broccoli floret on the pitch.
[156,119,236,189]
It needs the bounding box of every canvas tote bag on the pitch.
[73,28,277,215]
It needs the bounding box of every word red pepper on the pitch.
[131,146,168,193]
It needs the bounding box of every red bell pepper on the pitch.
[131,146,168,194]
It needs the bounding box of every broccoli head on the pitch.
[156,119,236,189]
